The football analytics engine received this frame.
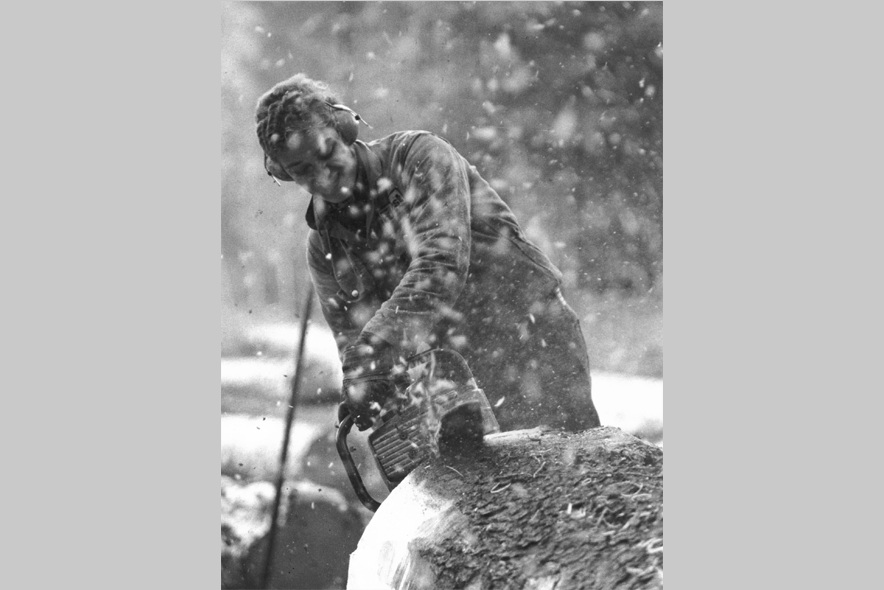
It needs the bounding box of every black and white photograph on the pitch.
[221,2,663,588]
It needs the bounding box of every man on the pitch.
[256,74,601,433]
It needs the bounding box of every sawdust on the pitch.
[410,427,663,590]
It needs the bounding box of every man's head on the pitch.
[256,74,359,203]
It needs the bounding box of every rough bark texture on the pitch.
[348,426,663,590]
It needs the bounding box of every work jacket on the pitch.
[306,130,563,359]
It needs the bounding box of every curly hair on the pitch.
[255,74,341,157]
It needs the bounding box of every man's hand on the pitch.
[341,335,399,430]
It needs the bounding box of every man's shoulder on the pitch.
[361,131,467,190]
[366,130,455,153]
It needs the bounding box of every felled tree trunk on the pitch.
[347,426,663,590]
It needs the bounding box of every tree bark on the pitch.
[348,426,663,590]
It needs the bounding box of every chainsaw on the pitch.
[336,348,500,511]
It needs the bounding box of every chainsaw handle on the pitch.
[335,409,382,512]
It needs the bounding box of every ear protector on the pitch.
[264,153,293,183]
[326,102,361,146]
[264,101,370,184]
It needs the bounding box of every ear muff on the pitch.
[326,102,361,145]
[264,153,294,182]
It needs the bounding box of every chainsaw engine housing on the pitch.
[367,349,500,490]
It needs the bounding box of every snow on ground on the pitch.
[221,357,296,391]
[590,371,663,439]
[220,405,335,481]
[242,321,340,360]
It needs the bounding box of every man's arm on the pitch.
[306,230,360,356]
[360,132,473,353]
[308,229,403,430]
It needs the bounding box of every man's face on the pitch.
[273,128,357,203]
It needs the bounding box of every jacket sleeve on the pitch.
[306,230,360,356]
[361,133,472,352]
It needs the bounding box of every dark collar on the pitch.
[304,140,384,233]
